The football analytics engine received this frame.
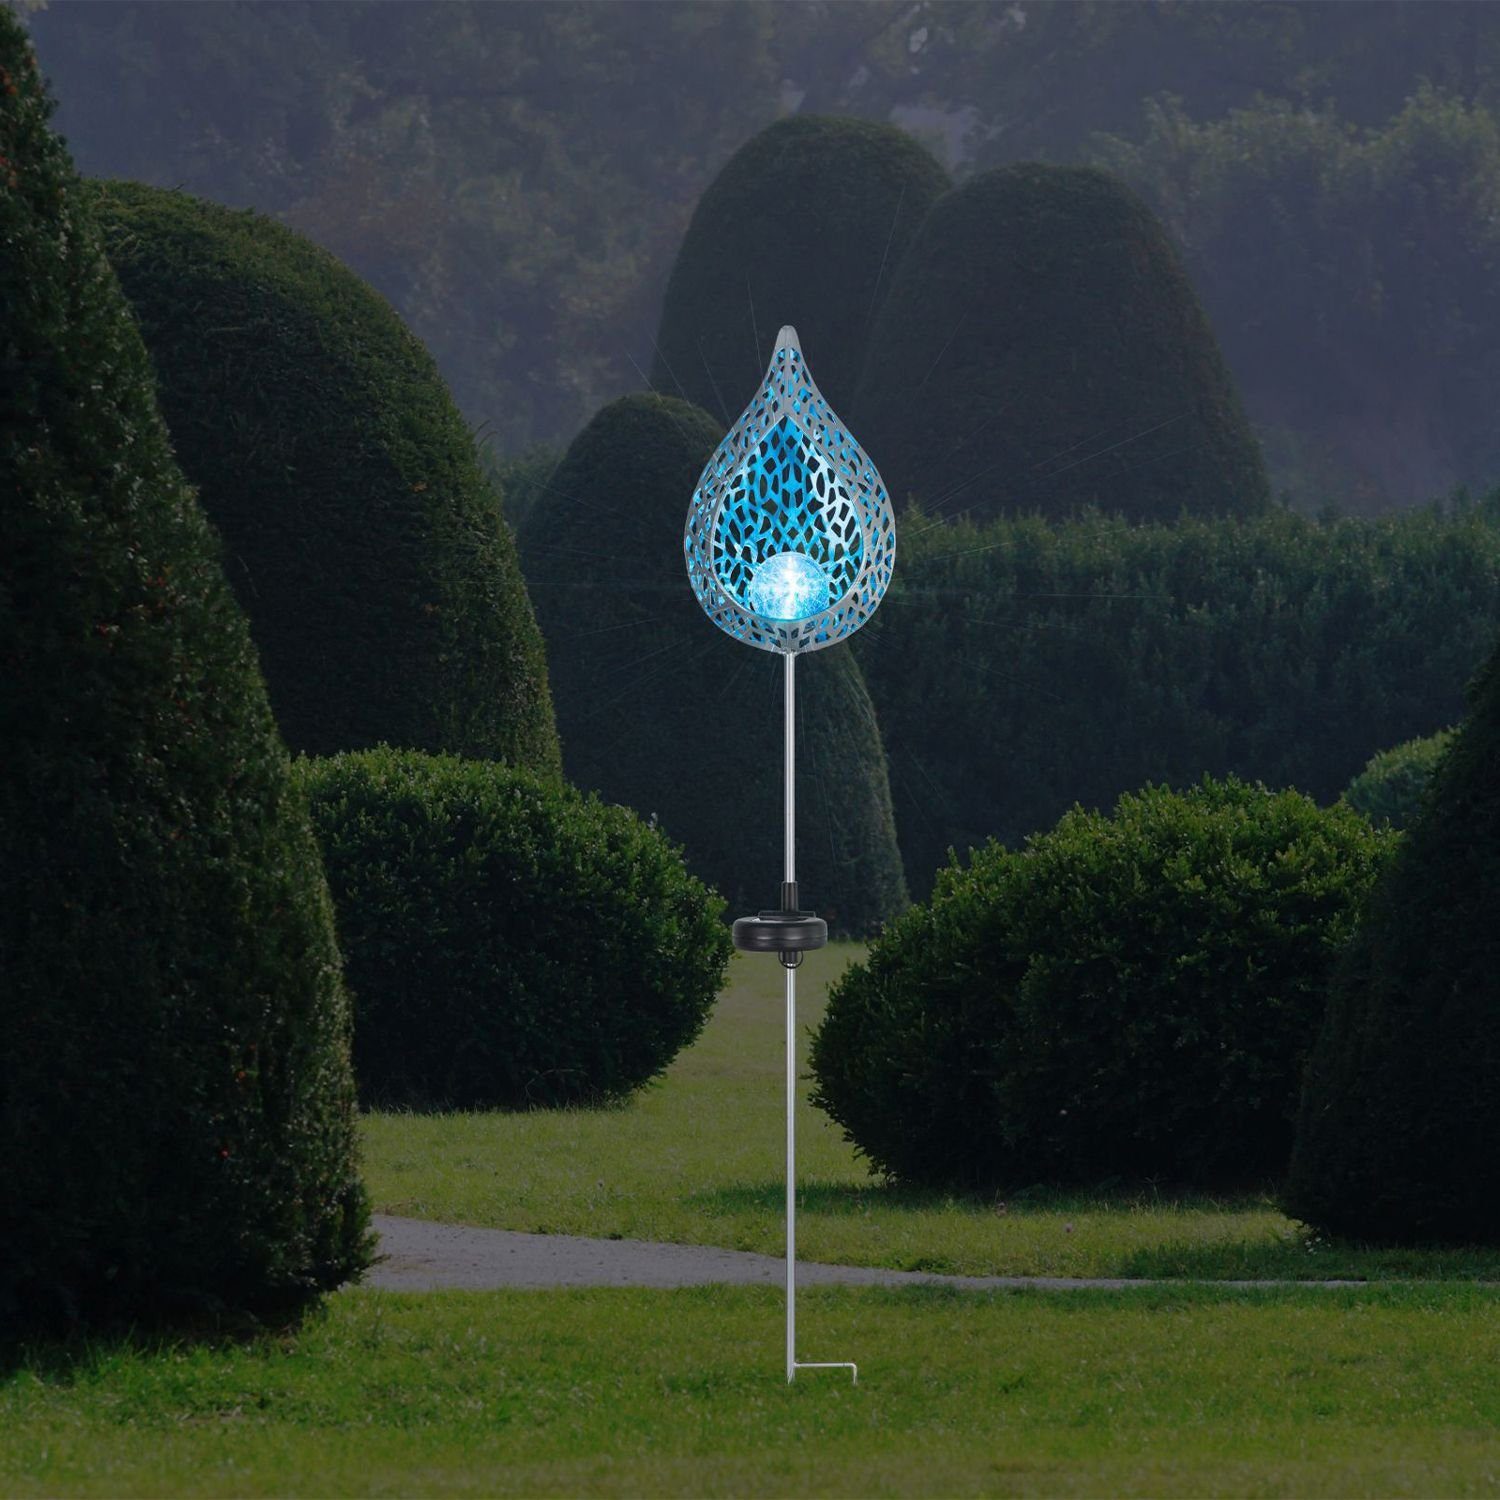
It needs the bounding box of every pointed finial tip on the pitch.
[774,325,801,352]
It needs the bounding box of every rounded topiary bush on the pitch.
[652,115,949,421]
[1341,727,1453,829]
[1286,648,1500,1244]
[297,749,732,1109]
[810,778,1393,1190]
[0,14,369,1329]
[855,163,1270,523]
[518,392,907,935]
[91,180,559,772]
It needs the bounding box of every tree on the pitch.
[29,1,795,451]
[28,0,1500,478]
[855,162,1269,524]
[0,13,369,1327]
[811,778,1392,1189]
[299,749,731,1110]
[651,115,949,421]
[1094,90,1500,510]
[94,181,560,770]
[1285,643,1500,1244]
[795,3,1500,166]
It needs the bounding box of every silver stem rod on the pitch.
[781,648,856,1386]
[786,950,796,1383]
[784,651,795,887]
[784,649,796,1384]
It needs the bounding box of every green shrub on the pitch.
[0,15,369,1329]
[810,778,1395,1191]
[855,163,1269,523]
[297,749,731,1110]
[91,180,559,772]
[652,115,949,420]
[856,500,1500,898]
[487,443,562,543]
[1341,728,1454,829]
[518,393,907,936]
[1286,646,1500,1244]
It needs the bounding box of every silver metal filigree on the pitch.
[684,325,896,654]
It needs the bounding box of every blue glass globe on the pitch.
[747,552,832,621]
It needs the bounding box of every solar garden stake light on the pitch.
[684,325,896,1385]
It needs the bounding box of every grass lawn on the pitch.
[362,944,1500,1282]
[15,948,1500,1498]
[6,1283,1500,1497]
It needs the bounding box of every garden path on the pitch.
[368,1214,1369,1292]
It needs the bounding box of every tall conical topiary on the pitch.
[519,393,907,936]
[91,180,560,772]
[855,163,1270,523]
[1284,645,1500,1244]
[651,116,949,424]
[0,15,369,1326]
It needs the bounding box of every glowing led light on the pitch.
[683,324,895,655]
[747,552,831,621]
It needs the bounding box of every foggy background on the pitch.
[26,0,1500,513]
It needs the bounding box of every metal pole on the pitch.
[780,651,856,1386]
[784,650,796,887]
[784,650,796,1385]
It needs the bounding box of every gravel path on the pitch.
[368,1214,1369,1293]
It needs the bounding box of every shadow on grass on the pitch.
[685,1179,959,1218]
[1116,1236,1500,1282]
[686,1178,1280,1220]
[364,1090,640,1121]
[0,1291,327,1382]
[685,1180,1500,1282]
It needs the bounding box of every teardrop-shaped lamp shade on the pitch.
[684,326,896,654]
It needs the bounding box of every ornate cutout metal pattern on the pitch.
[684,325,896,654]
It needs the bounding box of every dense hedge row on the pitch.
[299,750,730,1110]
[519,393,907,935]
[855,163,1269,524]
[93,181,560,772]
[811,779,1393,1190]
[856,500,1500,895]
[0,15,368,1329]
[1287,646,1500,1245]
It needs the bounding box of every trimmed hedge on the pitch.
[1286,646,1500,1244]
[519,393,907,936]
[298,749,731,1109]
[855,500,1500,898]
[855,163,1269,523]
[1341,728,1453,830]
[0,16,369,1329]
[488,443,562,546]
[91,180,560,772]
[652,115,949,420]
[810,779,1394,1190]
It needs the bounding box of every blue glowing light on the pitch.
[683,324,895,655]
[747,552,832,621]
